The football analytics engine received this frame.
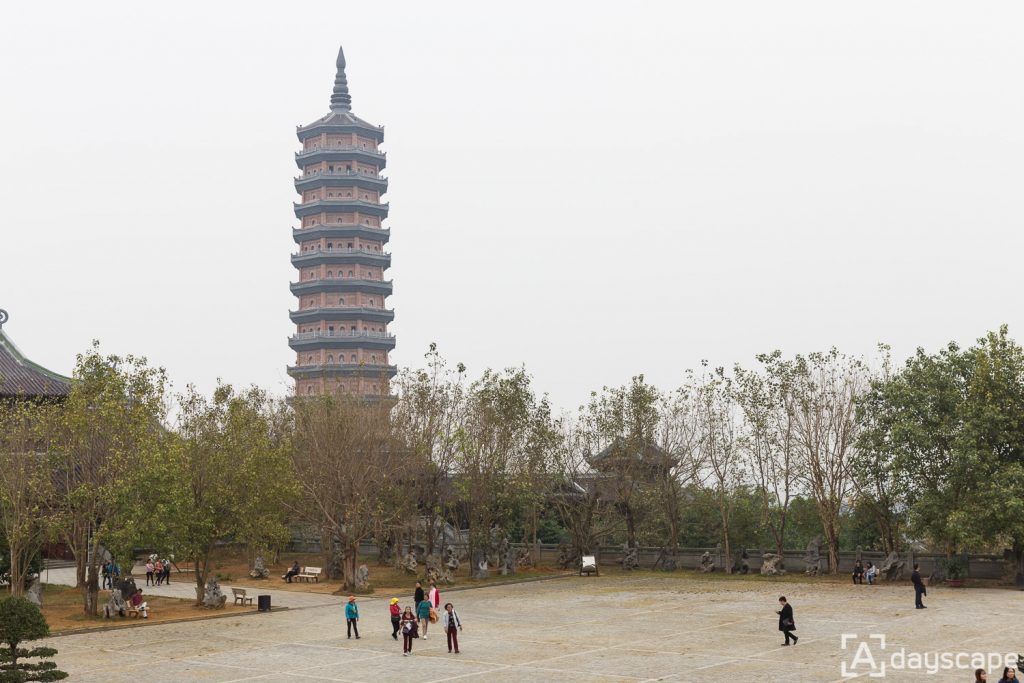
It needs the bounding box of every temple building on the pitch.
[0,310,70,401]
[288,46,396,397]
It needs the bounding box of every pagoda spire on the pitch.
[329,45,352,112]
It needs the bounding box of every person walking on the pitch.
[442,602,462,654]
[777,596,797,646]
[345,596,360,639]
[912,563,927,609]
[400,606,417,656]
[153,559,163,586]
[852,560,864,585]
[414,581,425,608]
[161,558,172,585]
[428,581,440,609]
[865,562,877,585]
[389,598,401,640]
[417,594,431,639]
[101,560,112,590]
[145,559,155,587]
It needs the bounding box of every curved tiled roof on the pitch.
[0,328,70,399]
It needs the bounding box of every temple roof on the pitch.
[0,316,70,399]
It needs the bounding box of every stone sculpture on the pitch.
[804,536,822,576]
[761,552,786,576]
[249,556,270,579]
[700,551,715,573]
[557,543,573,570]
[103,589,128,618]
[203,576,227,608]
[622,544,640,571]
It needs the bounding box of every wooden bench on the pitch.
[126,605,149,618]
[232,588,254,606]
[296,566,322,583]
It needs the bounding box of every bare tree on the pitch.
[290,394,409,591]
[390,344,466,556]
[791,349,866,573]
[691,365,740,573]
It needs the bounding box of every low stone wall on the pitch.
[290,534,1007,580]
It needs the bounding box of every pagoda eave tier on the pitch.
[293,200,389,219]
[294,173,388,193]
[288,363,398,379]
[296,114,385,144]
[290,279,393,296]
[288,335,396,351]
[293,225,390,244]
[291,251,391,268]
[295,147,386,170]
[289,307,395,325]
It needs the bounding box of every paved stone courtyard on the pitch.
[44,573,1023,682]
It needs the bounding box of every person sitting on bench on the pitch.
[131,589,149,618]
[283,561,301,583]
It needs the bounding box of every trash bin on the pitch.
[257,595,271,612]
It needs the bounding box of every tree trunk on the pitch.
[8,540,25,598]
[195,563,206,604]
[624,505,637,548]
[83,569,99,616]
[825,519,840,574]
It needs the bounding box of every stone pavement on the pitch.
[42,565,340,609]
[41,573,1024,682]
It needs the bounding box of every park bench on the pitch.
[232,588,254,606]
[126,604,149,618]
[296,566,322,583]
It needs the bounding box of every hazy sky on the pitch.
[2,1,1022,410]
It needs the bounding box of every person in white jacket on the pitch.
[441,602,462,654]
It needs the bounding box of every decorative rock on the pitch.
[401,550,418,575]
[622,544,639,571]
[203,577,227,609]
[879,550,905,581]
[761,552,786,576]
[355,564,370,591]
[25,577,42,607]
[733,548,750,575]
[556,543,573,570]
[501,545,519,577]
[471,551,489,580]
[700,551,715,573]
[249,556,270,579]
[103,589,128,618]
[804,536,822,576]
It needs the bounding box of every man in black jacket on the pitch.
[777,596,797,646]
[911,563,927,608]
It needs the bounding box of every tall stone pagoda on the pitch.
[288,46,396,397]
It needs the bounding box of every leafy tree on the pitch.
[0,402,53,597]
[47,344,168,615]
[170,383,297,604]
[0,597,67,682]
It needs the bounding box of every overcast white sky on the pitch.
[1,1,1022,410]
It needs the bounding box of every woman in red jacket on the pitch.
[389,598,401,640]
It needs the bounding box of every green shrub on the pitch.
[0,597,68,682]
